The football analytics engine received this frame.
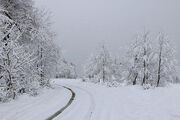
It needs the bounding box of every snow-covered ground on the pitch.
[0,79,180,120]
[0,85,71,120]
[55,79,180,120]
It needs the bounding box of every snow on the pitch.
[55,79,180,120]
[0,79,180,120]
[0,85,71,120]
[54,80,95,120]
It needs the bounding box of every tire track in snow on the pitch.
[71,85,96,120]
[46,85,75,120]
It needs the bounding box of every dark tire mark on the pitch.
[46,86,75,120]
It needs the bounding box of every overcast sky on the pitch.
[35,0,180,73]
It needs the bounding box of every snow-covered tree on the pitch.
[140,31,155,86]
[125,37,142,85]
[125,31,156,87]
[0,0,62,101]
[84,45,113,83]
[125,31,179,88]
[111,57,124,83]
[0,2,39,100]
[55,54,77,79]
[156,33,178,87]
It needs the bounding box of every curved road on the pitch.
[46,86,76,120]
[50,84,95,120]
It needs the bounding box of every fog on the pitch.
[35,0,180,73]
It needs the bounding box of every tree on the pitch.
[125,31,156,87]
[56,58,77,79]
[0,0,61,101]
[156,33,178,87]
[0,2,39,99]
[125,37,142,85]
[84,45,113,83]
[111,57,124,83]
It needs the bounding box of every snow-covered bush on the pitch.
[0,87,8,102]
[105,81,121,87]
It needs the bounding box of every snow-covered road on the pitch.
[46,85,75,120]
[54,83,95,120]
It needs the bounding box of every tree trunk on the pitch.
[142,48,146,86]
[133,73,138,85]
[6,40,14,98]
[157,47,162,87]
[40,47,44,86]
[102,56,106,83]
[102,63,105,83]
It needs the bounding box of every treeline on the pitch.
[55,53,77,79]
[84,31,179,88]
[0,0,76,102]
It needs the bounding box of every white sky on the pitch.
[35,0,180,73]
